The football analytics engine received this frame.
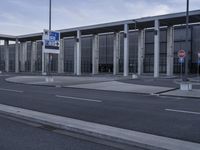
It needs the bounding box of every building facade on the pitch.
[0,10,200,77]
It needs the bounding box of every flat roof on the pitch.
[0,34,16,41]
[2,10,200,42]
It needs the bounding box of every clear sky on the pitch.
[0,0,199,35]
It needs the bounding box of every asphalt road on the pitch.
[0,115,119,150]
[0,75,200,143]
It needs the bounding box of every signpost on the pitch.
[178,49,186,80]
[43,30,60,54]
[42,30,60,81]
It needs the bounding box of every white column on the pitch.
[58,39,64,73]
[154,19,160,78]
[113,32,120,75]
[167,26,174,76]
[76,30,81,76]
[4,40,9,72]
[92,34,99,75]
[31,42,37,72]
[15,39,19,73]
[124,24,129,76]
[138,29,145,75]
[20,42,27,72]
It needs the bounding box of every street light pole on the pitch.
[49,0,51,31]
[184,0,189,80]
[48,0,52,76]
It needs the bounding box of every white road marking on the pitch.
[56,95,102,103]
[0,88,24,93]
[165,109,200,115]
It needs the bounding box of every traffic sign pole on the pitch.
[185,0,190,79]
[178,49,186,81]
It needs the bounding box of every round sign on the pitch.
[178,49,186,58]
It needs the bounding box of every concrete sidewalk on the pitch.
[5,75,200,98]
[6,76,175,94]
[67,81,173,94]
[0,104,199,150]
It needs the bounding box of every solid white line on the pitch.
[0,88,24,93]
[56,95,102,103]
[165,109,200,115]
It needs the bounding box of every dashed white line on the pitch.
[56,95,102,103]
[165,109,200,115]
[0,88,24,93]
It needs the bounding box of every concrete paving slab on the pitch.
[0,104,199,150]
[67,81,174,94]
[161,89,200,99]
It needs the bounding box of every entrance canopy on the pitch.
[14,10,200,42]
[0,34,16,41]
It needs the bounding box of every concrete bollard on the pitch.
[132,74,138,79]
[180,82,192,91]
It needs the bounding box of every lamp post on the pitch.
[184,0,189,81]
[48,0,52,76]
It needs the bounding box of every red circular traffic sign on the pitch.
[178,49,186,58]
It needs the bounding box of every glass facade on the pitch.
[119,33,124,73]
[8,44,15,72]
[64,38,75,73]
[25,42,32,72]
[144,29,167,73]
[35,41,42,72]
[129,31,138,73]
[81,36,92,73]
[99,34,114,73]
[192,25,200,74]
[174,26,192,74]
[0,45,5,71]
[1,24,200,75]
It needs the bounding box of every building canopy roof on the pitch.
[3,10,200,42]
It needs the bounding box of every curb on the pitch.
[160,94,200,100]
[0,104,199,150]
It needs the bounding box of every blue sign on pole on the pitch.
[179,58,184,64]
[43,29,60,54]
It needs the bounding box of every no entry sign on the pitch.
[178,49,186,58]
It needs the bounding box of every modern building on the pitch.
[0,10,200,77]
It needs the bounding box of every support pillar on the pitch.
[138,29,145,75]
[15,39,19,73]
[31,42,37,72]
[58,39,64,73]
[167,26,174,76]
[124,24,129,76]
[92,34,99,75]
[4,40,9,72]
[113,32,120,75]
[20,42,27,72]
[154,19,160,78]
[76,30,81,76]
